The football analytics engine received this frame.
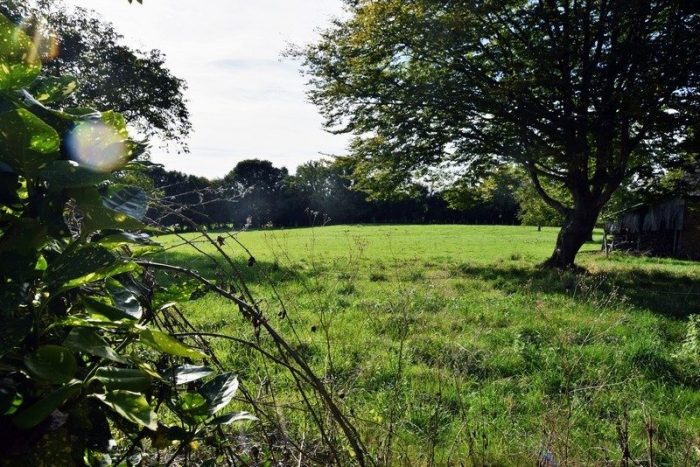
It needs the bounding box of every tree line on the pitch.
[146,154,700,232]
[145,158,528,230]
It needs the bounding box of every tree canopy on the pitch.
[0,0,191,150]
[299,0,700,267]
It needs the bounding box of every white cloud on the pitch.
[61,0,349,178]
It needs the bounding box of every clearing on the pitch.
[158,225,700,465]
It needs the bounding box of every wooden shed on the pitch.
[605,198,700,260]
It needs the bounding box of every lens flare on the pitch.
[19,16,60,64]
[66,121,129,173]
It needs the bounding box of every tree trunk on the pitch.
[544,206,599,269]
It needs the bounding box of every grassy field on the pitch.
[157,225,700,465]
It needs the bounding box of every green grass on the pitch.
[157,225,700,465]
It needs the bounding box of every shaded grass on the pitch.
[156,225,700,465]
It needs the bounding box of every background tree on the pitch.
[299,0,700,267]
[0,0,191,149]
[222,159,289,228]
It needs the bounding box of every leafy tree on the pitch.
[299,0,700,267]
[222,159,289,227]
[0,0,191,149]
[443,165,521,224]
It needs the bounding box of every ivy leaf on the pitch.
[199,373,239,415]
[139,329,205,360]
[94,391,157,431]
[0,14,42,90]
[164,365,213,385]
[13,381,81,429]
[93,367,153,391]
[63,328,128,364]
[24,345,77,384]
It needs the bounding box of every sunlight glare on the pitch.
[66,120,129,172]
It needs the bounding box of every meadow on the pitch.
[157,225,700,465]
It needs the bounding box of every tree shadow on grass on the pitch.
[153,250,299,286]
[454,257,700,319]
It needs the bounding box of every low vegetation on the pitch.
[158,225,700,465]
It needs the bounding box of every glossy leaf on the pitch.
[39,160,109,189]
[164,364,213,385]
[0,14,42,90]
[13,381,81,429]
[70,186,145,234]
[139,329,205,360]
[94,390,157,431]
[200,373,239,415]
[106,281,143,320]
[46,243,136,291]
[93,367,152,391]
[24,345,76,383]
[63,328,128,364]
[83,296,139,323]
[102,185,148,221]
[0,108,60,175]
[29,76,79,103]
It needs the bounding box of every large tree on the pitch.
[299,0,700,267]
[0,0,191,149]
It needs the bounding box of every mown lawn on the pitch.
[157,225,700,465]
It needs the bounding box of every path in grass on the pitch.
[158,225,700,465]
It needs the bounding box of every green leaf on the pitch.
[28,76,78,103]
[24,345,77,383]
[164,365,213,385]
[39,160,109,189]
[70,186,145,234]
[139,329,205,360]
[208,411,257,426]
[46,243,136,291]
[95,231,156,247]
[199,373,239,415]
[100,111,129,140]
[13,381,81,429]
[102,185,148,221]
[94,390,157,431]
[106,281,143,320]
[93,367,152,391]
[63,328,128,364]
[83,296,139,323]
[177,392,209,421]
[0,108,60,175]
[0,14,42,90]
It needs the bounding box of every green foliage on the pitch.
[0,13,250,463]
[0,1,190,149]
[300,0,700,266]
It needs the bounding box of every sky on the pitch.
[62,0,349,178]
